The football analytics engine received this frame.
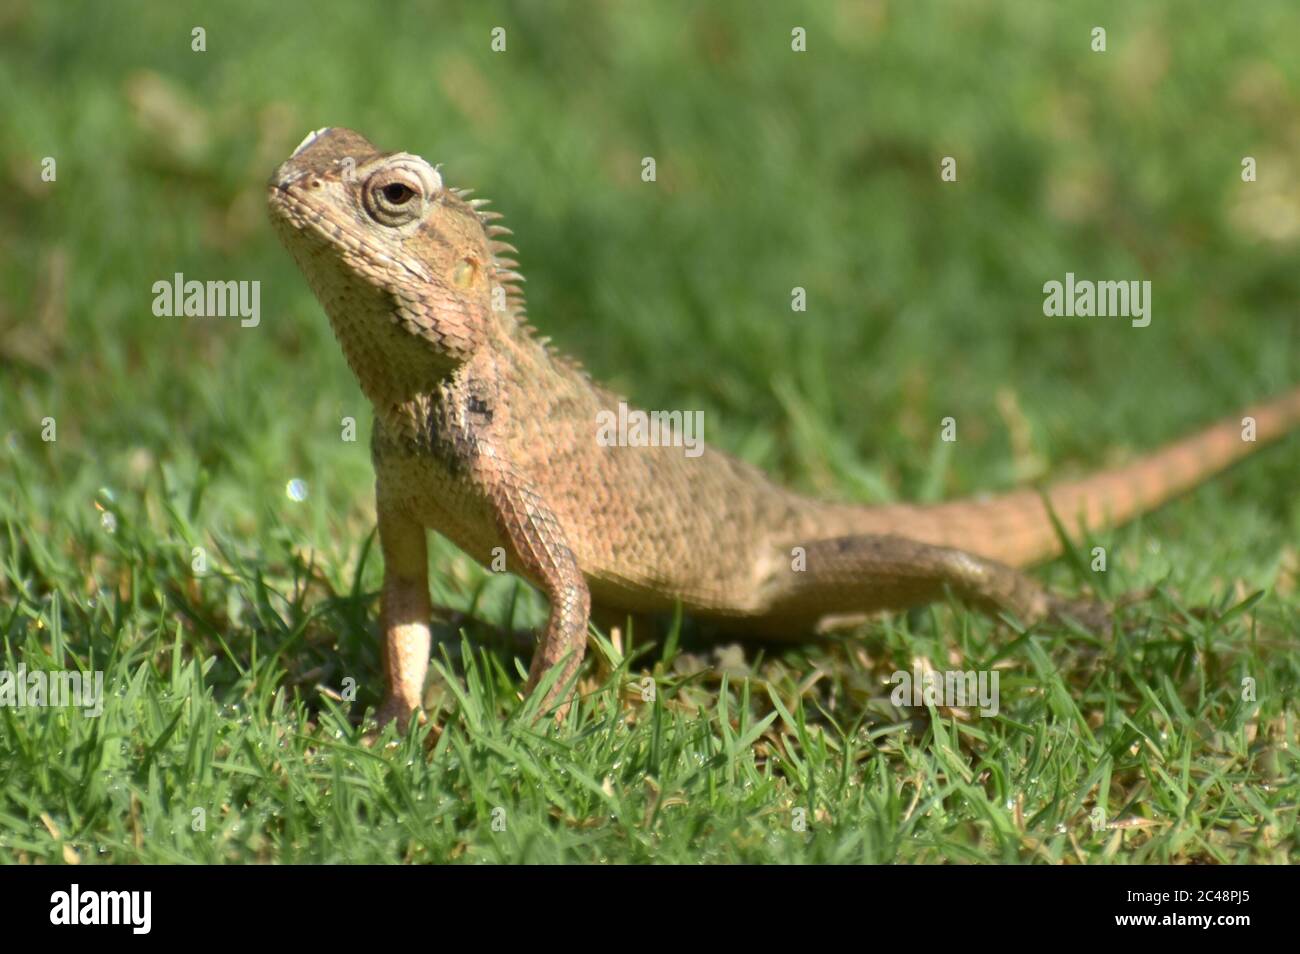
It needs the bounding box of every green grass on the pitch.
[1,0,1298,863]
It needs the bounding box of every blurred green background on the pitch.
[0,1,1298,863]
[4,0,1297,518]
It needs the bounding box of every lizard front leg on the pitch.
[375,493,432,730]
[482,472,591,718]
[768,534,1109,631]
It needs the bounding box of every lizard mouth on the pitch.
[266,185,311,250]
[266,177,330,239]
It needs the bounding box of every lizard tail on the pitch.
[833,386,1300,568]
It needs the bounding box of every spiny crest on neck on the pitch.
[450,187,527,322]
[449,185,589,380]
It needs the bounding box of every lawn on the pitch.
[0,0,1297,863]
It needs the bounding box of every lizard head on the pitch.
[268,127,513,381]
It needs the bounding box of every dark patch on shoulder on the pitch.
[467,394,493,423]
[424,405,471,476]
[463,375,496,428]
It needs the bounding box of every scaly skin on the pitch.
[268,127,1300,728]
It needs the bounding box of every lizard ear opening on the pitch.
[452,257,480,288]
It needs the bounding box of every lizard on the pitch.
[267,127,1300,729]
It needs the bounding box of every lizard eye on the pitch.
[363,169,427,226]
[381,183,415,205]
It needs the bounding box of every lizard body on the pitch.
[268,128,1300,726]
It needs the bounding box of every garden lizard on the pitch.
[268,127,1300,727]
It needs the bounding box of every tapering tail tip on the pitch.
[870,386,1300,567]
